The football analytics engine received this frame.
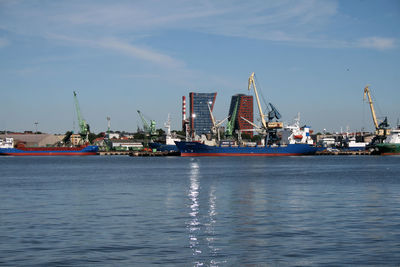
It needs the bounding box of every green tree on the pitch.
[157,128,165,136]
[63,131,73,144]
[88,133,97,143]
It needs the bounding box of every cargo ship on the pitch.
[175,141,319,156]
[175,116,321,156]
[375,127,400,155]
[176,72,322,157]
[0,138,98,156]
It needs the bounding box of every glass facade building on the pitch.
[228,94,254,137]
[189,92,217,136]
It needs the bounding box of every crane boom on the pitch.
[207,103,216,127]
[248,72,267,129]
[363,86,379,130]
[73,91,89,135]
[207,103,228,141]
[137,110,150,132]
[137,110,157,136]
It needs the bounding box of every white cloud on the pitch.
[0,0,397,57]
[356,37,396,50]
[99,38,184,68]
[48,34,184,69]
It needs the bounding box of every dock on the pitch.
[98,151,131,156]
[97,151,180,156]
[129,151,180,157]
[98,150,371,156]
[316,150,371,156]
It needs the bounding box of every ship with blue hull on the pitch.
[149,114,180,153]
[0,137,99,156]
[175,141,320,156]
[177,73,323,157]
[0,145,99,156]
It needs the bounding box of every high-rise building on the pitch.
[228,94,254,137]
[189,92,217,136]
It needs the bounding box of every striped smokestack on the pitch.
[182,96,186,131]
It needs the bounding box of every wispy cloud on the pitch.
[356,37,396,50]
[0,0,397,63]
[47,34,184,69]
[98,38,184,68]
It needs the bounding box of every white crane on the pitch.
[207,102,229,141]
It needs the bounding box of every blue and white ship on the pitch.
[149,114,180,152]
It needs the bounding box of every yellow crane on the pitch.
[248,72,267,129]
[248,72,283,130]
[363,86,379,130]
[207,103,228,141]
[363,85,390,138]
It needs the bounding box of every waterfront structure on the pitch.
[111,139,143,151]
[189,92,217,137]
[228,94,254,137]
[70,134,82,146]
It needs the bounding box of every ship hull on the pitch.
[149,142,179,152]
[175,141,320,157]
[0,145,99,156]
[375,143,400,155]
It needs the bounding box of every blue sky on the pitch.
[0,0,399,134]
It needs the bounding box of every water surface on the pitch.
[1,156,399,266]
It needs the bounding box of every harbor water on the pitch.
[1,156,399,266]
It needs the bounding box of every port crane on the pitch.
[137,110,157,137]
[207,103,229,141]
[363,85,390,143]
[247,72,283,144]
[73,91,90,143]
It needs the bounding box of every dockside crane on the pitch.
[248,72,283,144]
[207,103,229,141]
[73,91,90,143]
[363,85,390,143]
[137,110,157,137]
[248,72,267,130]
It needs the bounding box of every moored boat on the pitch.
[375,127,400,155]
[344,136,368,151]
[0,138,98,156]
[175,141,320,156]
[149,114,180,152]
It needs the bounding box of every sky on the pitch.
[0,0,399,134]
